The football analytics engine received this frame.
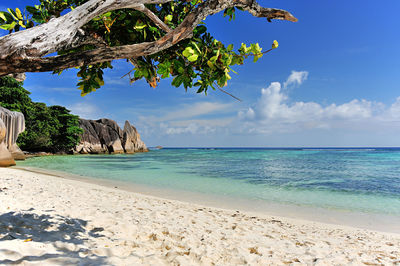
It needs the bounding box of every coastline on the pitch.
[14,165,400,234]
[1,167,399,264]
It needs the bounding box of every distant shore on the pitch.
[0,167,399,265]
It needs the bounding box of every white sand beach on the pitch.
[0,167,399,265]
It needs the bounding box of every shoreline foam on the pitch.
[1,167,399,265]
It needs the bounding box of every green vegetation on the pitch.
[0,76,82,152]
[0,1,279,96]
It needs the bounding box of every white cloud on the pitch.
[161,102,233,121]
[160,122,200,135]
[238,71,400,134]
[68,102,102,119]
[104,77,129,86]
[137,101,235,136]
[386,97,400,120]
[157,117,234,135]
[137,71,400,144]
[283,70,308,89]
[168,118,233,127]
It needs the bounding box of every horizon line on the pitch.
[149,146,400,149]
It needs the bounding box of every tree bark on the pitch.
[0,0,297,76]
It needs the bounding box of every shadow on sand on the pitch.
[0,210,108,264]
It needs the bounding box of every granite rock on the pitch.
[75,118,145,154]
[0,118,15,167]
[74,119,107,154]
[122,121,148,153]
[0,106,26,161]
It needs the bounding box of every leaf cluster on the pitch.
[1,0,278,97]
[0,7,34,32]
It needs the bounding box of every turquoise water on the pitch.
[17,148,400,215]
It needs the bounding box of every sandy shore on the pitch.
[0,168,399,265]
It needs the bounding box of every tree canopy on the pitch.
[0,0,296,96]
[0,76,82,152]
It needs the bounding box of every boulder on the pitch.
[90,120,124,154]
[75,118,130,154]
[74,119,107,154]
[0,106,26,161]
[122,121,148,153]
[96,118,123,139]
[0,118,15,167]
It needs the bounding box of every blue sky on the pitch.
[1,0,400,147]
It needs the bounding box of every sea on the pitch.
[17,147,400,231]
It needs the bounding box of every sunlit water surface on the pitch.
[17,148,400,216]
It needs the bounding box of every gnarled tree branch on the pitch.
[134,4,171,33]
[0,0,297,76]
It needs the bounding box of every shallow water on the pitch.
[18,148,400,216]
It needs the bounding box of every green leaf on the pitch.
[134,70,143,79]
[253,54,263,63]
[134,21,147,30]
[18,20,26,28]
[164,14,173,23]
[223,7,235,21]
[134,24,146,30]
[32,14,44,23]
[26,6,37,14]
[191,42,201,54]
[187,54,198,62]
[0,12,6,22]
[226,54,233,65]
[250,43,262,54]
[272,40,279,49]
[0,21,16,31]
[239,43,250,53]
[171,76,183,87]
[182,47,194,58]
[95,77,104,86]
[195,25,207,35]
[227,44,234,51]
[7,8,18,21]
[15,8,23,20]
[230,67,238,74]
[218,75,227,87]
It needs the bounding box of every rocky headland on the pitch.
[0,104,147,166]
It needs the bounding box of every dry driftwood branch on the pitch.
[0,0,297,75]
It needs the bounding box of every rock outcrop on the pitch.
[0,118,15,167]
[90,119,124,154]
[74,118,147,154]
[74,119,107,154]
[122,121,148,153]
[0,106,26,166]
[7,73,26,82]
